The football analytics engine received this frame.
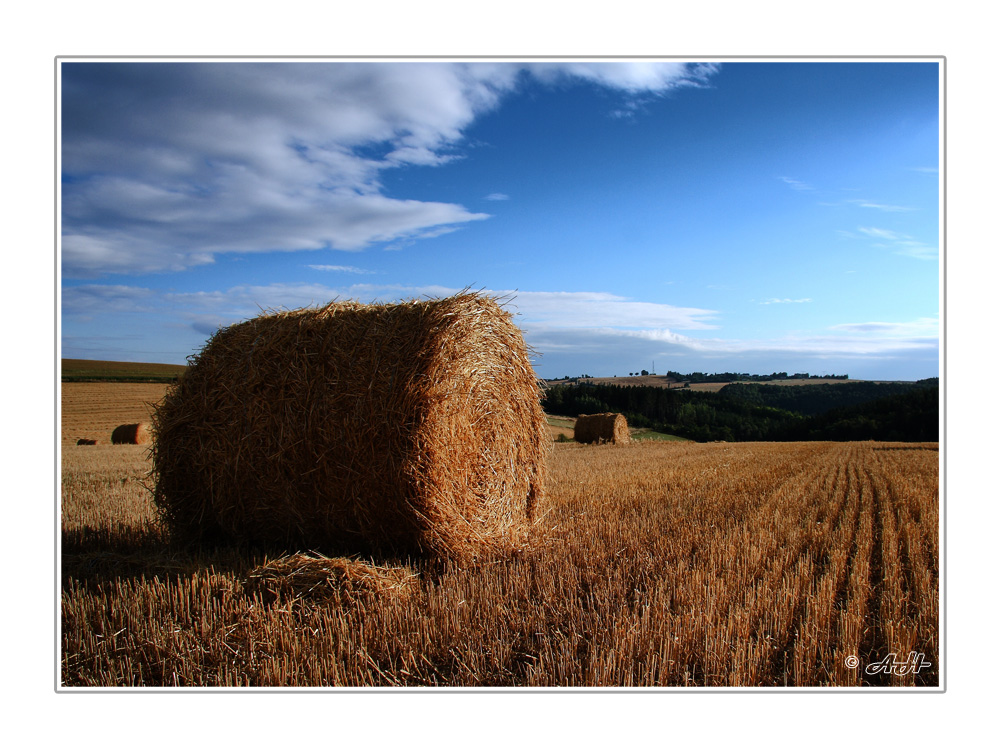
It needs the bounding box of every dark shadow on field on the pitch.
[60,523,424,594]
[62,525,253,588]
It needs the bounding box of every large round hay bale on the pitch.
[151,292,548,558]
[110,423,151,445]
[574,412,630,444]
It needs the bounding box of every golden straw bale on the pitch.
[110,422,151,445]
[573,412,630,445]
[151,292,548,558]
[76,438,98,445]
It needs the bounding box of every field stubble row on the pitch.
[61,434,939,687]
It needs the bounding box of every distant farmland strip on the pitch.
[62,359,187,383]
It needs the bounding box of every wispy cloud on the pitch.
[502,290,718,331]
[61,284,158,320]
[382,225,462,251]
[61,61,721,278]
[848,199,916,212]
[760,298,812,305]
[779,176,813,191]
[522,312,938,369]
[63,282,938,374]
[485,193,509,201]
[308,265,374,274]
[525,61,720,94]
[609,99,645,120]
[857,226,938,260]
[857,227,901,240]
[829,317,939,337]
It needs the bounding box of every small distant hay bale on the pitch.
[151,292,548,559]
[76,438,98,446]
[245,553,417,605]
[111,423,151,445]
[574,412,630,445]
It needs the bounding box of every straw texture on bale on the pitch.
[574,412,630,445]
[76,438,98,446]
[151,292,548,558]
[111,423,151,445]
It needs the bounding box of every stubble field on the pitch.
[61,382,167,446]
[60,383,940,687]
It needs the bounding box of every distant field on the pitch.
[61,382,170,446]
[541,375,872,392]
[543,375,679,389]
[545,416,576,441]
[629,429,690,441]
[62,358,187,383]
[690,378,869,393]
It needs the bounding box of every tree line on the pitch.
[542,379,938,442]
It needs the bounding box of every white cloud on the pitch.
[829,317,939,337]
[61,284,158,318]
[850,200,915,212]
[61,61,720,278]
[307,265,374,274]
[857,226,938,259]
[892,241,939,260]
[779,176,813,191]
[858,226,901,240]
[502,290,718,331]
[485,193,510,201]
[62,282,938,377]
[760,298,812,305]
[525,61,720,93]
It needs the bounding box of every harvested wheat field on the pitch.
[61,387,941,687]
[61,382,169,447]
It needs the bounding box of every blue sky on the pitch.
[59,59,940,380]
